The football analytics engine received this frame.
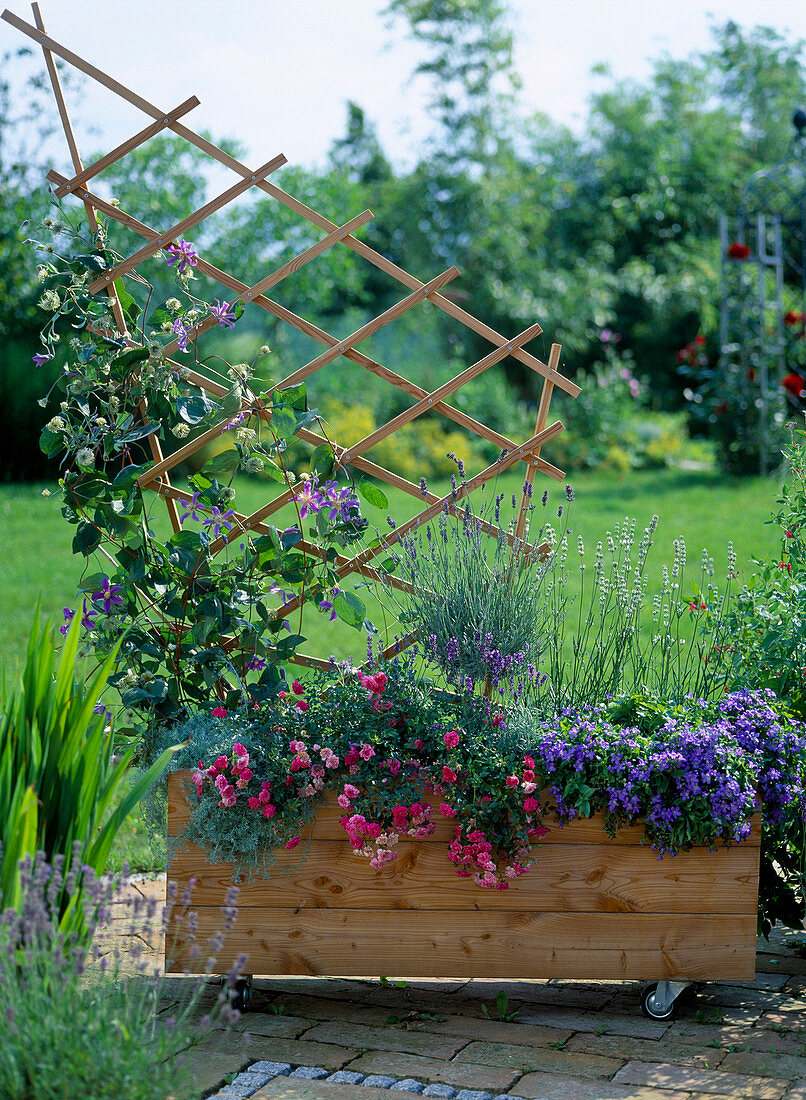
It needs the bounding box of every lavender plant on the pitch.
[0,851,243,1100]
[389,470,560,695]
[529,514,735,712]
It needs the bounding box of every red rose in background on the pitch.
[784,311,806,326]
[727,242,751,260]
[782,373,806,398]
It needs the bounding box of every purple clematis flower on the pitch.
[248,656,267,671]
[60,606,76,636]
[165,239,199,274]
[294,479,324,519]
[171,318,190,352]
[201,506,236,539]
[92,576,124,614]
[80,598,97,631]
[178,490,205,524]
[209,299,238,328]
[319,586,340,622]
[33,351,53,367]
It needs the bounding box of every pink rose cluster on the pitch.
[289,737,340,799]
[445,751,547,889]
[358,669,392,713]
[192,741,260,810]
[279,678,309,712]
[337,782,436,869]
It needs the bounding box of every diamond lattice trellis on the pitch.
[5,2,580,674]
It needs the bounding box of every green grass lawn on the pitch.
[0,463,783,875]
[1,464,780,677]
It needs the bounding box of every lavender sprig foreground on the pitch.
[385,471,565,695]
[0,852,244,1100]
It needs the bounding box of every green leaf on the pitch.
[201,449,239,477]
[311,443,335,477]
[72,520,102,556]
[176,392,221,425]
[274,633,306,656]
[113,279,141,327]
[39,426,64,458]
[334,590,366,630]
[358,478,388,509]
[115,421,160,447]
[277,382,307,411]
[112,461,152,490]
[270,405,297,441]
[110,346,148,382]
[71,252,108,273]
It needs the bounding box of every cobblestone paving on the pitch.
[118,880,806,1099]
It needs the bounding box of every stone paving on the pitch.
[116,879,806,1100]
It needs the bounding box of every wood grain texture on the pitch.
[165,772,760,981]
[166,908,757,981]
[168,836,760,915]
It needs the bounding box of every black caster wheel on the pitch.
[229,977,252,1012]
[641,982,678,1021]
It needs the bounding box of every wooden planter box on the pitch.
[165,770,760,982]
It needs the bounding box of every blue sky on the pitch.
[2,0,806,172]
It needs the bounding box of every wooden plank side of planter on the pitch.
[166,907,758,981]
[166,771,761,847]
[168,835,760,915]
[165,770,760,982]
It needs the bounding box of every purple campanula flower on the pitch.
[165,239,199,274]
[33,351,53,367]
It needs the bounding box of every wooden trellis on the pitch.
[4,3,580,673]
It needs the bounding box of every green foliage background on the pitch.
[2,7,806,482]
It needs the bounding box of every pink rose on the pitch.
[505,775,519,788]
[295,699,310,711]
[292,679,305,695]
[523,796,539,813]
[359,744,375,761]
[284,836,301,849]
[442,766,458,783]
[211,706,228,718]
[261,803,276,819]
[439,802,456,818]
[443,730,460,749]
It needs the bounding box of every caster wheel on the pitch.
[230,977,252,1012]
[641,982,677,1021]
